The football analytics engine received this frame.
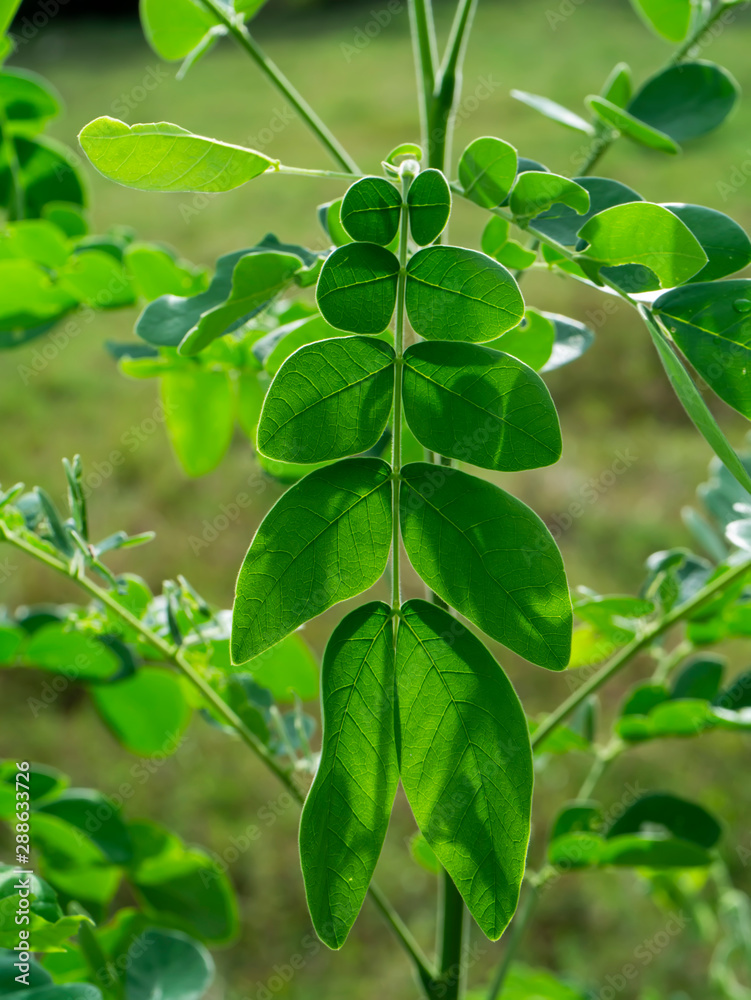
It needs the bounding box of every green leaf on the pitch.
[533,177,643,248]
[254,314,349,375]
[601,62,632,108]
[643,308,751,495]
[0,0,21,34]
[396,600,532,940]
[489,963,587,1000]
[126,928,214,1000]
[653,281,751,419]
[605,791,722,848]
[178,251,302,355]
[673,654,724,700]
[300,602,397,949]
[402,341,561,471]
[23,625,120,681]
[161,367,235,477]
[209,632,319,702]
[257,336,394,463]
[0,69,60,136]
[59,250,136,309]
[617,697,717,741]
[91,667,192,756]
[128,822,238,944]
[577,202,706,287]
[481,216,510,258]
[510,90,594,135]
[663,204,751,283]
[316,243,399,334]
[136,247,255,347]
[35,788,133,864]
[509,172,589,219]
[493,240,537,271]
[0,136,86,219]
[409,833,440,875]
[41,202,88,239]
[599,834,713,867]
[124,244,207,301]
[458,136,517,208]
[0,259,75,330]
[586,95,680,154]
[399,463,572,669]
[232,458,392,663]
[0,220,68,268]
[490,308,555,371]
[405,246,524,342]
[78,117,276,193]
[0,948,53,992]
[629,0,692,41]
[541,313,595,372]
[628,61,739,142]
[406,168,451,245]
[340,176,401,246]
[139,0,218,60]
[318,198,353,247]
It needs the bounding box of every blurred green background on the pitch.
[2,0,751,997]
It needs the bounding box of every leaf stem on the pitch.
[672,0,728,63]
[276,164,360,181]
[531,556,751,750]
[369,882,438,987]
[0,116,25,220]
[193,0,360,174]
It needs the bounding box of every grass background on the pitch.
[2,0,751,996]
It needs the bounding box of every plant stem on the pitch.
[391,171,412,615]
[409,0,438,153]
[531,557,751,750]
[276,165,360,181]
[436,870,466,999]
[427,0,478,170]
[576,743,621,800]
[0,117,24,220]
[651,638,694,684]
[672,0,727,62]
[194,0,359,174]
[369,883,438,985]
[486,884,540,1000]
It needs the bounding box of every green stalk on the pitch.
[436,871,467,999]
[531,556,751,750]
[672,0,728,63]
[427,0,478,170]
[194,0,360,174]
[0,523,436,987]
[0,116,24,220]
[408,0,438,152]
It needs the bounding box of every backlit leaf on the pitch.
[316,243,399,334]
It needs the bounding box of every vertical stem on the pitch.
[437,870,467,999]
[409,0,438,153]
[428,0,478,170]
[391,169,412,616]
[0,117,24,219]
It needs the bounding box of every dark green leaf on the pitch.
[405,246,524,342]
[406,168,451,245]
[532,177,643,248]
[653,280,751,419]
[396,600,532,940]
[458,136,517,208]
[663,204,751,283]
[258,336,394,463]
[179,251,302,355]
[672,654,724,701]
[316,243,399,334]
[300,602,397,948]
[126,928,214,1000]
[605,791,721,848]
[232,458,392,663]
[340,176,401,246]
[643,308,751,495]
[79,117,276,193]
[0,136,86,219]
[627,61,739,142]
[399,463,572,669]
[402,341,561,471]
[0,69,60,136]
